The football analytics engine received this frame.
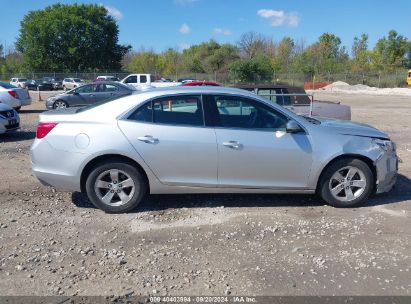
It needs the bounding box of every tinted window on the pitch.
[73,78,82,82]
[153,96,203,126]
[128,95,203,126]
[125,76,137,84]
[140,75,147,83]
[128,102,152,122]
[75,85,93,93]
[207,95,288,131]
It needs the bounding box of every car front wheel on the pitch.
[85,161,146,213]
[53,100,68,109]
[319,158,374,207]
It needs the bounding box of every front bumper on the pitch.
[0,117,20,134]
[375,150,398,194]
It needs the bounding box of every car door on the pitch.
[204,94,313,189]
[69,84,95,106]
[97,83,125,101]
[118,95,218,187]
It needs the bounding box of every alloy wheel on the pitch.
[94,169,136,207]
[54,101,67,109]
[328,166,367,202]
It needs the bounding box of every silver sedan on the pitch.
[31,87,398,213]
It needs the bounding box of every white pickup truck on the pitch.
[120,74,181,89]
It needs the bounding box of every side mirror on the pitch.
[286,120,304,133]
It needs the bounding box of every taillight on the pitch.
[36,122,58,139]
[7,90,19,99]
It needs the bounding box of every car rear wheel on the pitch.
[319,158,374,207]
[85,161,146,213]
[53,100,68,109]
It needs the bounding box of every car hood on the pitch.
[315,117,389,139]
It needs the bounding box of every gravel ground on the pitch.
[0,91,410,296]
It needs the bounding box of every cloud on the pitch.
[179,23,191,34]
[257,9,300,27]
[103,5,123,20]
[213,28,232,36]
[174,0,199,5]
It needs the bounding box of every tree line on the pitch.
[0,3,410,83]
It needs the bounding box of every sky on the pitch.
[0,0,410,53]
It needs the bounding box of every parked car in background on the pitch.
[62,78,86,91]
[182,81,220,86]
[0,103,20,134]
[36,80,54,91]
[237,85,351,120]
[121,74,181,89]
[43,77,63,90]
[45,81,136,109]
[95,76,119,82]
[25,80,38,91]
[10,78,28,88]
[0,81,32,111]
[407,70,411,86]
[178,78,197,84]
[32,86,397,213]
[25,80,53,91]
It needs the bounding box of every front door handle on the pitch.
[222,141,242,149]
[138,135,158,144]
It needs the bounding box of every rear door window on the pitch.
[139,75,147,83]
[128,95,204,126]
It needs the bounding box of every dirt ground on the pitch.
[0,91,410,297]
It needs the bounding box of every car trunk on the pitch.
[12,88,30,100]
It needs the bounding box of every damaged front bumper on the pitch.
[375,149,398,194]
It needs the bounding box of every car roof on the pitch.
[91,80,133,88]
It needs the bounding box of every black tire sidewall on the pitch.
[320,158,374,208]
[85,161,146,213]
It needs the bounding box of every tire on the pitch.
[15,106,21,112]
[319,158,374,208]
[53,100,68,109]
[85,161,146,213]
[63,85,67,91]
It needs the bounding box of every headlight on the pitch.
[373,138,396,152]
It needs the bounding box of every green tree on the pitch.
[16,3,130,71]
[371,30,408,70]
[229,55,273,82]
[351,34,370,72]
[277,37,295,73]
[208,44,239,72]
[127,50,160,74]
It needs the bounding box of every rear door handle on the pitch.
[222,141,242,149]
[137,135,158,144]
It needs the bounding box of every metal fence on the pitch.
[1,70,409,88]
